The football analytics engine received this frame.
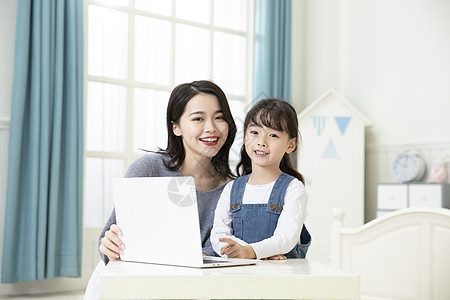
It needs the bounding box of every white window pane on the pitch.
[84,158,125,228]
[228,99,247,162]
[134,16,171,85]
[88,5,128,79]
[93,0,129,7]
[135,0,171,16]
[133,88,170,152]
[175,24,210,84]
[176,0,210,24]
[213,32,246,96]
[87,82,127,152]
[214,0,247,31]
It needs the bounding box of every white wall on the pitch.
[0,0,16,288]
[294,0,450,225]
[339,0,450,147]
[0,0,16,120]
[300,0,450,147]
[303,0,341,104]
[300,0,450,145]
[291,0,304,113]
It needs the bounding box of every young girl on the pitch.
[211,98,311,260]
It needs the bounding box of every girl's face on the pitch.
[244,122,296,171]
[172,93,229,160]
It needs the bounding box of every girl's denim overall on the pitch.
[230,173,311,258]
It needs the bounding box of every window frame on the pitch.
[82,0,255,228]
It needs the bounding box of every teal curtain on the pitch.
[254,0,292,102]
[1,0,83,283]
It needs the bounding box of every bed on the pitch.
[329,207,450,300]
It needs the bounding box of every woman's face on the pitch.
[172,93,229,160]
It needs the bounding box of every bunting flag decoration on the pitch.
[322,139,339,159]
[312,116,329,136]
[334,116,352,136]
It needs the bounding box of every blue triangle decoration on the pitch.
[322,139,339,159]
[334,116,352,136]
[312,116,329,136]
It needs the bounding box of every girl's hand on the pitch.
[99,224,125,260]
[262,254,286,260]
[219,237,256,259]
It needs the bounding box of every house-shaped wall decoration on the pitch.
[297,89,372,264]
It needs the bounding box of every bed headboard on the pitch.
[330,207,450,300]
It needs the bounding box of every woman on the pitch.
[98,80,237,264]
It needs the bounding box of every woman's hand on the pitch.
[262,254,286,260]
[219,237,256,259]
[99,224,125,260]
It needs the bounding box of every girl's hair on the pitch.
[159,80,237,180]
[236,98,305,184]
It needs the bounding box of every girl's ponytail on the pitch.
[280,154,305,185]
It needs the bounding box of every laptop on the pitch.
[112,176,257,268]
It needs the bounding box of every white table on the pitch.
[100,259,360,299]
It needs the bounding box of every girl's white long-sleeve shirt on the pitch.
[211,178,308,259]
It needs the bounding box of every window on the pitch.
[84,0,254,227]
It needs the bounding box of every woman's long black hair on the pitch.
[159,80,236,180]
[236,98,305,184]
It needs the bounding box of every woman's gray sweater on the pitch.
[98,153,227,264]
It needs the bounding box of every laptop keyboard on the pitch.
[203,257,230,264]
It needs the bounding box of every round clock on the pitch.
[393,149,426,183]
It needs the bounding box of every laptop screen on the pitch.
[113,177,204,267]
